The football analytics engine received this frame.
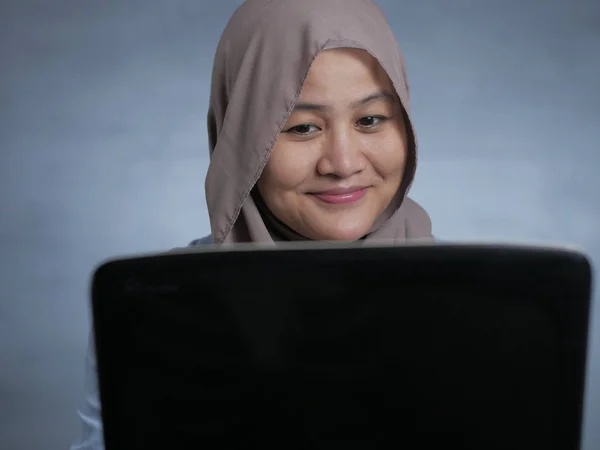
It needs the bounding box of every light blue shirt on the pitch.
[69,235,212,450]
[69,334,104,450]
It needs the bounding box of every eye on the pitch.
[284,124,321,136]
[356,115,387,128]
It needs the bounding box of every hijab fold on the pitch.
[205,0,433,244]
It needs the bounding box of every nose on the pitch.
[316,127,367,178]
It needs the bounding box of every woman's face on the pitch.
[257,48,408,241]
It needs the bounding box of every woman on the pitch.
[70,0,432,448]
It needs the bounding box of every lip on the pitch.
[309,187,369,205]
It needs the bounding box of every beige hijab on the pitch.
[205,0,433,245]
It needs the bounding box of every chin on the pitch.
[313,226,371,242]
[302,213,376,241]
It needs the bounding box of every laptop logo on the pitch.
[123,278,180,294]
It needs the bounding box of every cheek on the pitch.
[366,133,407,179]
[260,142,316,191]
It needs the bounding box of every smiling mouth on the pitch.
[309,187,369,205]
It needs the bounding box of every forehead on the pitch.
[301,48,394,96]
[294,48,397,110]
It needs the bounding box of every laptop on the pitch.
[91,242,592,450]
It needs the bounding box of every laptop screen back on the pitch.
[91,244,591,450]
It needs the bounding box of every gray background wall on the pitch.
[1,0,598,448]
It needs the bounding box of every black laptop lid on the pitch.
[91,244,592,450]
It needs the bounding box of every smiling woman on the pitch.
[70,0,433,448]
[202,0,433,244]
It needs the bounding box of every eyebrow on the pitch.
[292,90,396,112]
